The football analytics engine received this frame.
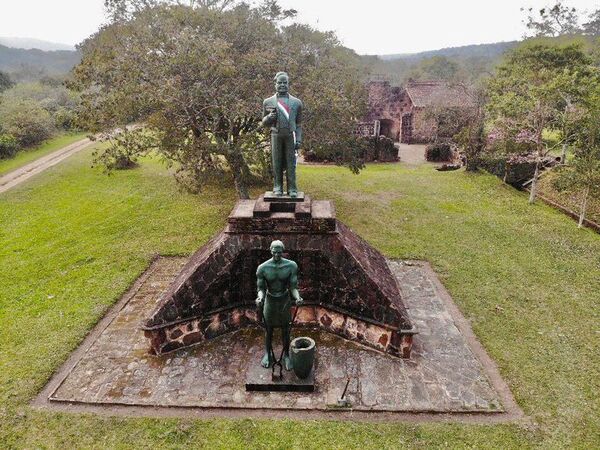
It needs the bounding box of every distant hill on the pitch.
[0,38,519,82]
[360,41,521,85]
[0,44,80,77]
[378,41,518,62]
[0,37,75,52]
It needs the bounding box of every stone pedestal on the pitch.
[245,362,315,393]
[263,191,305,202]
[142,194,416,357]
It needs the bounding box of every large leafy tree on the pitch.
[486,42,596,203]
[72,0,366,198]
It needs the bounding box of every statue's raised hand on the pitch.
[264,109,277,124]
[295,297,304,306]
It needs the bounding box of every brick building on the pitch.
[362,80,475,144]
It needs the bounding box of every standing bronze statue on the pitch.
[255,240,303,370]
[262,72,303,197]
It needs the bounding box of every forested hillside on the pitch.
[0,37,75,51]
[0,44,80,79]
[378,41,518,62]
[0,36,516,85]
[360,41,520,84]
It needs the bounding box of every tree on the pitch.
[280,24,368,172]
[582,9,600,36]
[486,43,595,203]
[407,56,459,81]
[73,0,366,198]
[451,87,488,171]
[554,84,600,227]
[0,71,14,93]
[522,2,581,37]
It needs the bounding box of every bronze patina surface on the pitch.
[262,72,303,197]
[255,240,304,370]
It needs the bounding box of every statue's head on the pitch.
[270,240,285,261]
[274,72,289,95]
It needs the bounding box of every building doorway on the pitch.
[379,119,395,140]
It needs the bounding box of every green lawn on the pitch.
[0,132,88,176]
[0,148,599,449]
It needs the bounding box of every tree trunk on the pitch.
[561,142,567,163]
[233,170,249,199]
[528,159,540,204]
[578,186,590,229]
[226,143,249,200]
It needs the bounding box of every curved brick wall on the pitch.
[142,196,415,357]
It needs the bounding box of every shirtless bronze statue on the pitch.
[255,240,303,370]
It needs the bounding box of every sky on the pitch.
[0,0,598,54]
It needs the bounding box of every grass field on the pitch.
[0,147,599,448]
[0,132,88,176]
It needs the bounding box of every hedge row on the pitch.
[470,153,560,186]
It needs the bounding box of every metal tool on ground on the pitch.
[337,377,352,407]
[270,304,300,381]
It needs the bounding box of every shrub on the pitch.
[303,134,367,174]
[0,98,54,147]
[2,82,78,113]
[471,153,507,178]
[1,82,80,131]
[0,134,18,159]
[304,135,397,166]
[365,136,398,162]
[425,142,454,162]
[54,107,77,130]
[471,153,560,186]
[92,128,157,171]
[0,71,14,93]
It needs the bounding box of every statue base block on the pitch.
[245,362,315,392]
[264,191,305,202]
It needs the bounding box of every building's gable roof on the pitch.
[405,81,475,108]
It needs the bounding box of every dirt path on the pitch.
[397,143,427,165]
[0,137,94,194]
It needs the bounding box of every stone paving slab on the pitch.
[49,257,504,413]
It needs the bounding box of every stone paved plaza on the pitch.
[48,258,505,413]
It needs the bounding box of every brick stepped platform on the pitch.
[142,194,416,357]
